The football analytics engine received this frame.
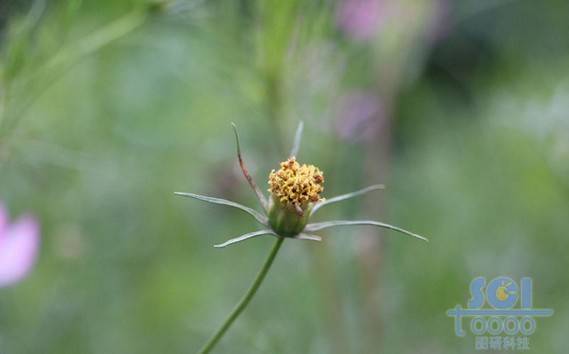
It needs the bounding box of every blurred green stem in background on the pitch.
[264,70,285,155]
[257,0,301,155]
[198,236,285,354]
[0,4,156,156]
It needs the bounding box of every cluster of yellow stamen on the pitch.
[268,157,324,208]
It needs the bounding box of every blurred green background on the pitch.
[1,0,568,353]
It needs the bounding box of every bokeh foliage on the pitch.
[1,0,568,353]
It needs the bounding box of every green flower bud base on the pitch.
[268,200,311,238]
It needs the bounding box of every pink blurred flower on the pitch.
[428,0,451,43]
[0,203,40,287]
[337,0,386,41]
[335,91,386,141]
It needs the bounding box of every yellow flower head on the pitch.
[268,157,324,208]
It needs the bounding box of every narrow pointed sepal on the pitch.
[304,220,428,242]
[289,121,304,158]
[214,229,277,248]
[296,233,322,242]
[174,192,268,225]
[231,123,269,211]
[311,184,385,216]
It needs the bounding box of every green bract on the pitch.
[268,200,312,237]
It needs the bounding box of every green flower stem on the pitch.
[198,236,285,354]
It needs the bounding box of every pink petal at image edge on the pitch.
[0,203,7,238]
[0,216,40,287]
